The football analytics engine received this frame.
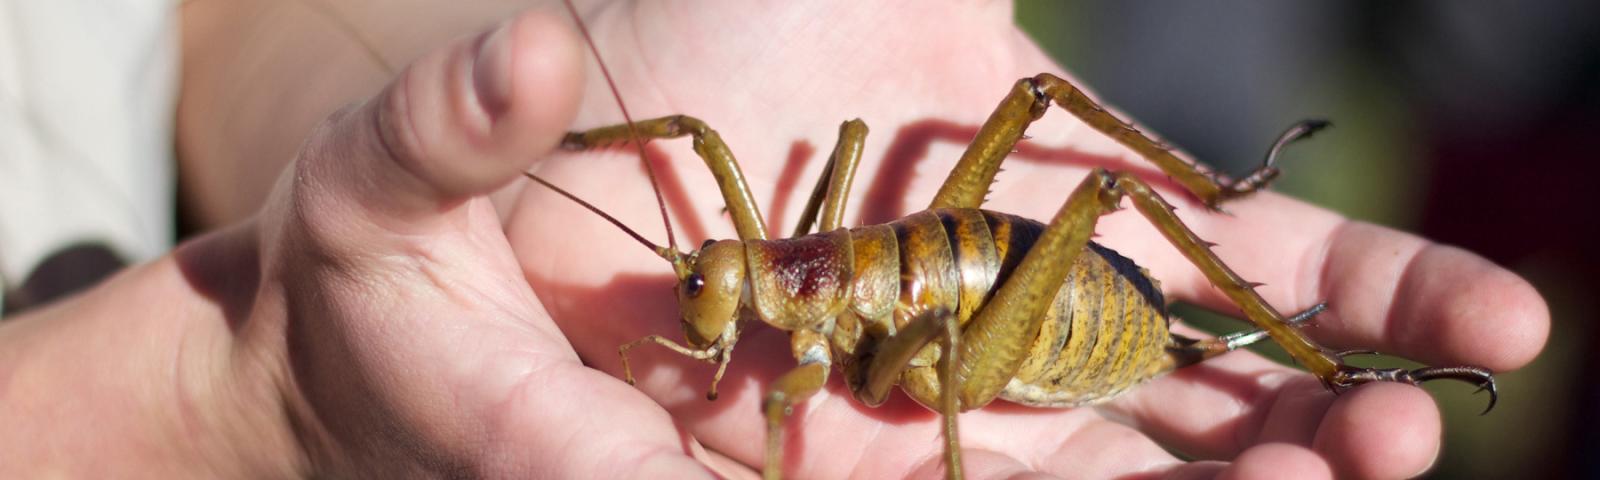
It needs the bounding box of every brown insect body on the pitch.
[539,98,1499,480]
[731,209,1173,411]
[540,4,1499,478]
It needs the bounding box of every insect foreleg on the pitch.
[563,115,769,240]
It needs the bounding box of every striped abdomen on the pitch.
[837,208,1174,408]
[989,212,1174,407]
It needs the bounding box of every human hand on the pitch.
[509,1,1549,478]
[182,11,724,477]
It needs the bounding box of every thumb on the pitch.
[294,10,583,231]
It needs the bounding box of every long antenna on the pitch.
[525,172,670,257]
[561,0,678,254]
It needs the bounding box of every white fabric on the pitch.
[0,0,178,303]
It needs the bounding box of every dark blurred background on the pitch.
[1014,1,1599,477]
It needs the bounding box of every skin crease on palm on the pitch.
[160,0,1550,479]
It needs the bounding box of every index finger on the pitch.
[1159,190,1548,373]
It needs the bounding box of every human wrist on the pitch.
[0,232,307,476]
[165,228,312,476]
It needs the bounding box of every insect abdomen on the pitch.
[982,211,1173,407]
[846,209,1173,408]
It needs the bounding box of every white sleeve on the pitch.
[0,0,179,302]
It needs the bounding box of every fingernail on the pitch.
[473,20,514,118]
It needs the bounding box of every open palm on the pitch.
[506,1,1546,478]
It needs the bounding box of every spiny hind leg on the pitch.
[1105,171,1498,411]
[792,119,869,236]
[1168,302,1328,367]
[1033,74,1329,208]
[563,115,770,240]
[929,73,1327,211]
[944,169,1130,410]
[945,168,1494,412]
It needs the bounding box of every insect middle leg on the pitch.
[757,308,966,480]
[792,119,869,236]
[850,309,964,480]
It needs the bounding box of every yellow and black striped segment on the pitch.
[809,208,1176,411]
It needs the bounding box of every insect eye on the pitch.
[701,239,716,251]
[685,273,706,298]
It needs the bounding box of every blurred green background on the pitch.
[1014,1,1598,478]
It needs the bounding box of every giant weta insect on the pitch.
[528,2,1500,478]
